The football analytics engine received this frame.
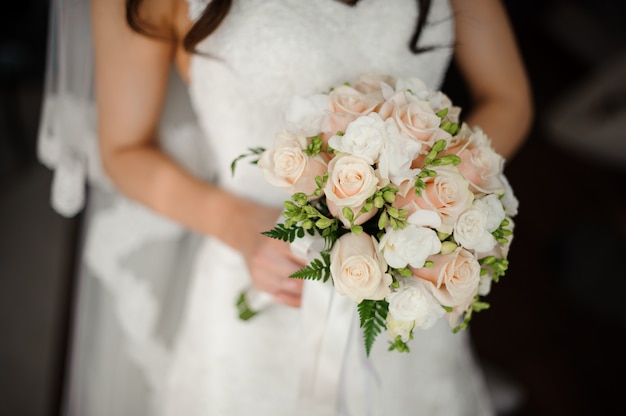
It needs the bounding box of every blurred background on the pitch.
[0,0,625,415]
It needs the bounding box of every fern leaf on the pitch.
[290,257,330,281]
[358,300,389,356]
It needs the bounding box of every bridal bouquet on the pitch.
[233,73,518,355]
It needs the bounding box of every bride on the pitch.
[40,0,532,414]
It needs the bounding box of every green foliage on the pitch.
[358,299,389,356]
[388,334,412,353]
[261,223,304,243]
[230,147,266,176]
[303,136,324,157]
[290,252,331,283]
[451,297,491,333]
[236,291,259,321]
[479,255,509,282]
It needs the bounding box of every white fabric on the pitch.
[153,0,494,414]
[187,0,213,20]
[57,0,495,415]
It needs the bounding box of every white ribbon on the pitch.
[291,234,357,415]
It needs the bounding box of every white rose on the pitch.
[386,314,415,343]
[258,130,327,195]
[475,194,506,232]
[324,154,379,209]
[330,233,392,303]
[379,225,442,269]
[377,120,422,185]
[454,207,497,252]
[328,113,387,164]
[386,277,444,331]
[499,174,519,216]
[284,94,330,136]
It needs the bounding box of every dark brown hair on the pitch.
[127,0,433,53]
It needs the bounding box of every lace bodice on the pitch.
[187,0,455,206]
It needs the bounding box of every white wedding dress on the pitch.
[51,0,495,415]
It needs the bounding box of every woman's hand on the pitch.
[227,198,306,308]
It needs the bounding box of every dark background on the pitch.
[1,1,625,415]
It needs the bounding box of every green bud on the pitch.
[378,211,389,230]
[284,201,297,211]
[424,260,434,268]
[374,196,385,209]
[383,191,396,203]
[387,207,400,218]
[436,108,449,118]
[437,231,450,241]
[301,220,313,230]
[432,139,447,154]
[351,225,363,235]
[449,123,459,136]
[397,268,412,277]
[342,206,354,222]
[440,241,457,254]
[315,218,333,229]
[440,120,452,132]
[362,201,374,213]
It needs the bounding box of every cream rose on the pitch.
[330,233,392,303]
[378,224,441,269]
[386,277,444,332]
[411,247,480,310]
[324,154,379,209]
[258,130,328,196]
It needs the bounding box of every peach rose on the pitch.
[445,127,504,194]
[353,73,396,95]
[378,90,451,147]
[330,232,392,303]
[258,130,327,196]
[327,85,384,133]
[410,247,480,311]
[393,166,474,234]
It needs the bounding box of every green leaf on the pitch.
[290,252,332,282]
[358,299,389,356]
[230,147,266,176]
[261,223,301,243]
[436,108,449,118]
